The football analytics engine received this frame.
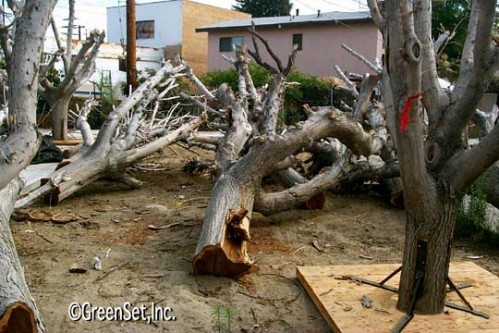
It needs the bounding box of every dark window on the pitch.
[136,20,155,39]
[219,37,232,52]
[293,33,302,51]
[219,36,244,52]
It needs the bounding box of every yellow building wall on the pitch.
[182,1,250,74]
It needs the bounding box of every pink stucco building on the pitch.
[196,11,383,77]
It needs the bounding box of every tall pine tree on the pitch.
[233,0,293,17]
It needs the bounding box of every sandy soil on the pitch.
[12,146,499,333]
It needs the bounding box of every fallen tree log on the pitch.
[194,106,384,276]
[255,152,352,215]
[16,62,207,208]
[189,29,395,276]
[0,178,44,333]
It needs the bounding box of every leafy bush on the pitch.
[455,179,498,245]
[200,62,270,91]
[200,65,337,125]
[89,72,120,128]
[456,182,487,237]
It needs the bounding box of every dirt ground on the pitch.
[12,146,499,333]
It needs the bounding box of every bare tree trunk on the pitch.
[367,0,499,315]
[193,172,256,276]
[49,95,71,140]
[397,197,458,314]
[40,12,105,141]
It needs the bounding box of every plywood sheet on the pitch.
[297,262,499,333]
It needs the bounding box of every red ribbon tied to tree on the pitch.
[400,93,422,133]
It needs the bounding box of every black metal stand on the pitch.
[347,240,489,332]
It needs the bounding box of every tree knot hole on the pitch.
[405,39,422,62]
[424,142,440,165]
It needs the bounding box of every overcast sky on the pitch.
[52,0,368,37]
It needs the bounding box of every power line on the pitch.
[316,0,369,12]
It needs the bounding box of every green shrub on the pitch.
[200,65,337,125]
[89,72,120,128]
[455,179,494,243]
[200,62,270,91]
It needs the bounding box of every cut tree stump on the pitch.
[297,262,498,333]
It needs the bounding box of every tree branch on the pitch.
[50,17,70,73]
[367,0,384,32]
[354,74,379,122]
[433,31,450,55]
[447,124,499,195]
[414,0,447,124]
[181,58,215,100]
[179,92,223,116]
[72,31,105,89]
[65,0,75,62]
[235,44,259,102]
[58,30,105,94]
[334,65,359,99]
[121,89,159,150]
[255,152,353,215]
[94,62,185,146]
[124,113,207,163]
[260,73,284,136]
[445,0,497,140]
[39,48,64,79]
[248,22,283,73]
[76,97,96,147]
[214,84,253,174]
[342,44,382,74]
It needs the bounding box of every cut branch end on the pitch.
[193,208,256,277]
[0,301,37,333]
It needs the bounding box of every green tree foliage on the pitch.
[432,1,499,80]
[233,0,293,17]
[432,0,471,79]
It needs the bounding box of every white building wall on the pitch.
[43,36,163,97]
[107,0,183,48]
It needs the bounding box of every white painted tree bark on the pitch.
[0,1,57,332]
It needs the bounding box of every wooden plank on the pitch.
[297,262,499,333]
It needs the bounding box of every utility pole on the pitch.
[126,0,137,92]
